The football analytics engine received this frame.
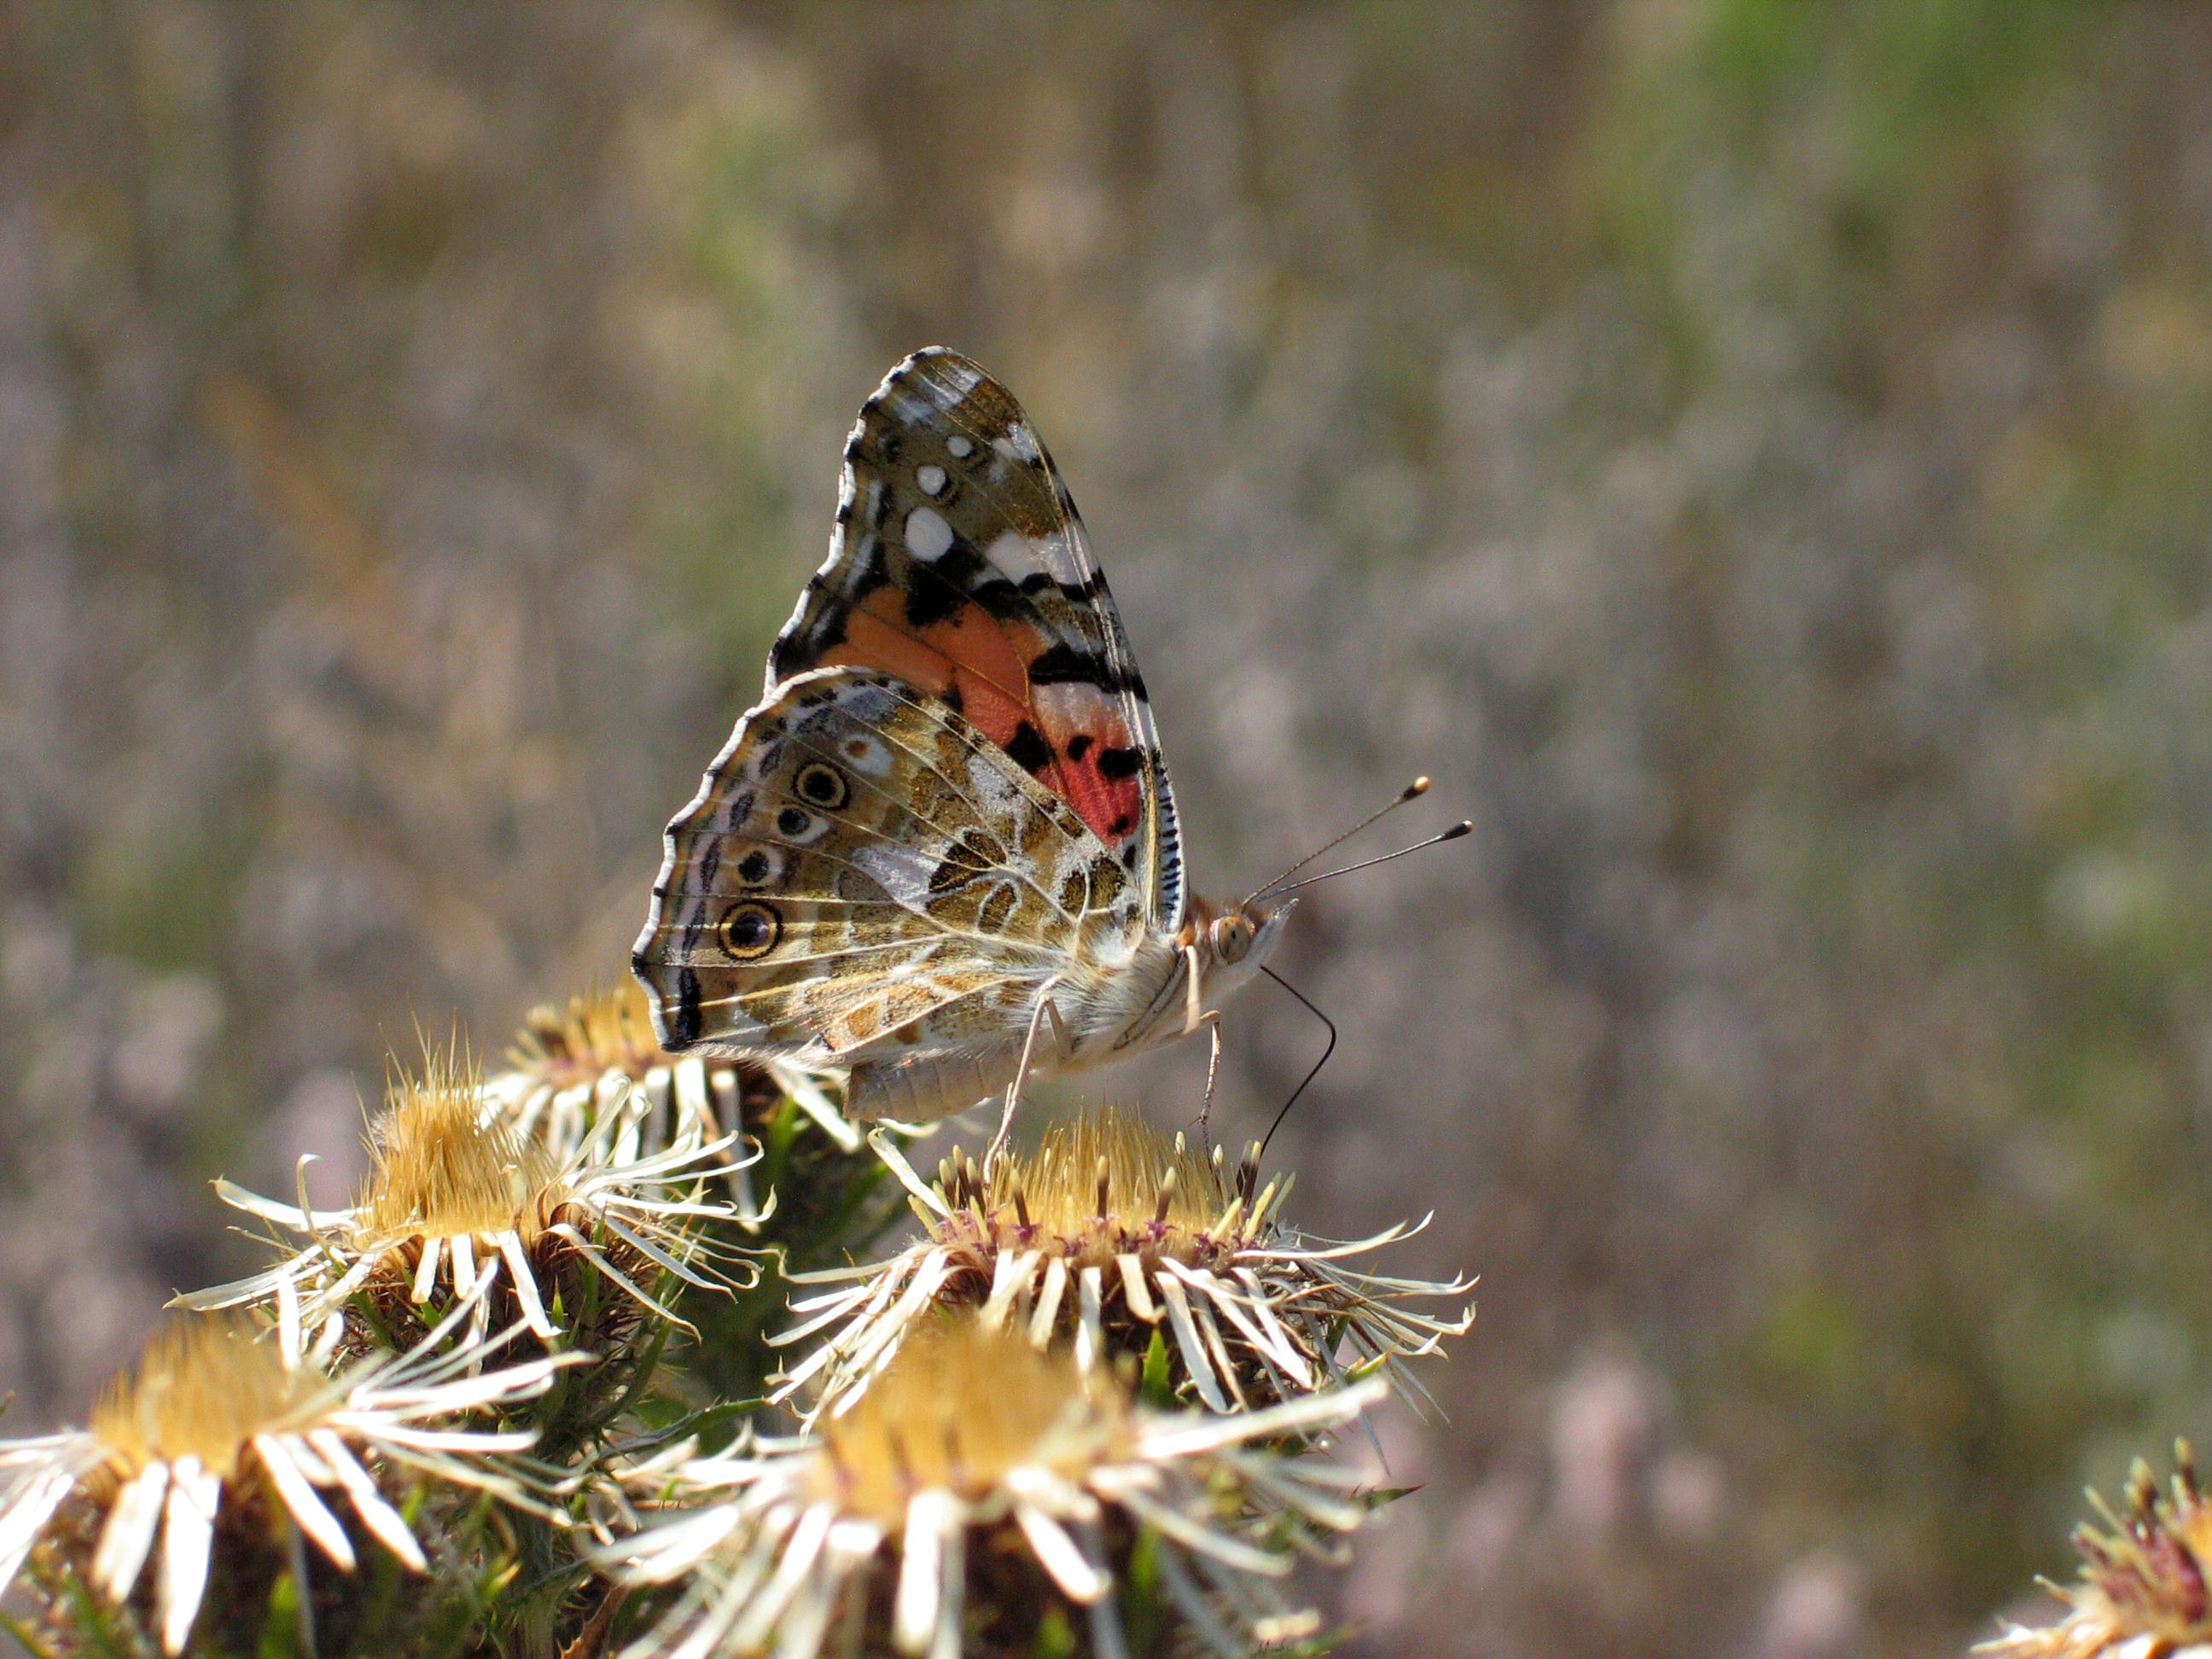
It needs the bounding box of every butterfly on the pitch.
[632,348,1458,1156]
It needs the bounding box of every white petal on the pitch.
[0,1460,84,1592]
[840,1249,951,1379]
[254,1435,356,1569]
[411,1234,443,1304]
[1014,1501,1104,1602]
[981,1247,1039,1330]
[1150,1535,1251,1656]
[1138,1377,1386,1459]
[158,1456,223,1655]
[168,1260,304,1313]
[309,1310,346,1370]
[349,1422,538,1454]
[724,1501,834,1652]
[276,1275,304,1368]
[497,1232,561,1339]
[300,1252,381,1329]
[308,1431,425,1571]
[1027,1256,1068,1346]
[776,1063,860,1151]
[448,1231,477,1300]
[866,1130,948,1215]
[597,1210,717,1289]
[1075,1265,1105,1371]
[1118,1254,1160,1323]
[1158,1276,1229,1412]
[212,1175,354,1230]
[1109,1482,1283,1575]
[91,1460,170,1601]
[893,1489,956,1650]
[928,1516,963,1659]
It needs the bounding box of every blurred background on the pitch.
[5,3,2212,1654]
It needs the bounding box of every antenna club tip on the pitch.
[1442,820,1474,841]
[1403,776,1432,800]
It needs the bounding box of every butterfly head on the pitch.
[1185,894,1297,1010]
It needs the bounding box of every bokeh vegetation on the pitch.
[4,3,2210,1654]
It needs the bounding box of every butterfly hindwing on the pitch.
[635,667,1146,1108]
[768,348,1186,928]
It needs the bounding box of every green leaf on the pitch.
[1140,1328,1175,1408]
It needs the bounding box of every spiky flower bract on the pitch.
[604,1320,1384,1659]
[1982,1442,2212,1658]
[179,1043,757,1422]
[488,984,795,1213]
[480,986,911,1400]
[0,1309,562,1657]
[771,1108,1473,1419]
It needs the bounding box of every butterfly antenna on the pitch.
[1257,819,1473,900]
[1250,777,1436,901]
[1257,965,1336,1166]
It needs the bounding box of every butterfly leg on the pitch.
[989,975,1068,1171]
[1196,1013,1225,1157]
[1178,942,1225,1155]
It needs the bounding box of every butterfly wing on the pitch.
[632,667,1147,1117]
[767,347,1187,930]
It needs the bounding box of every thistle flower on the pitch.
[485,984,857,1220]
[770,1109,1473,1419]
[1982,1442,2212,1659]
[178,1045,758,1358]
[604,1322,1385,1659]
[0,1307,562,1656]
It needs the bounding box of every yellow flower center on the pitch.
[930,1106,1268,1268]
[90,1314,323,1481]
[812,1324,1128,1525]
[507,982,667,1089]
[357,1052,561,1242]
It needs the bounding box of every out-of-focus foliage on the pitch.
[3,3,2209,1655]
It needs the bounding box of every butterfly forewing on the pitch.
[766,348,1185,928]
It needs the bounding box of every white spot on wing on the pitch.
[983,529,1036,582]
[966,752,1022,821]
[917,464,947,496]
[905,506,955,562]
[887,389,934,427]
[853,842,935,907]
[945,434,975,458]
[839,733,894,777]
[997,423,1042,463]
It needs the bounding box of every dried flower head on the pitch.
[1982,1442,2212,1659]
[771,1109,1473,1418]
[484,983,859,1220]
[179,1043,758,1355]
[606,1320,1383,1659]
[0,1309,560,1656]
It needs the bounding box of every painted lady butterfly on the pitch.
[632,349,1456,1155]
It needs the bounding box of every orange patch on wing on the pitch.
[824,601,1144,851]
[829,603,1033,747]
[1054,741,1144,848]
[1033,684,1144,850]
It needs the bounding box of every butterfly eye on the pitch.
[1213,914,1254,964]
[718,902,782,961]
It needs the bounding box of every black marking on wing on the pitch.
[1027,642,1146,696]
[675,969,704,1046]
[1004,719,1053,775]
